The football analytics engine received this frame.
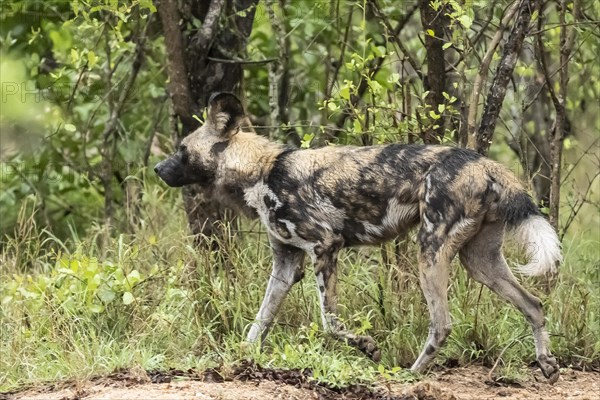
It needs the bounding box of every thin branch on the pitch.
[191,0,226,54]
[548,0,580,230]
[327,5,354,98]
[206,56,277,64]
[523,30,592,112]
[143,100,167,168]
[561,170,600,240]
[334,1,418,131]
[371,0,421,78]
[529,20,600,35]
[560,138,599,184]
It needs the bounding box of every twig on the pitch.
[327,5,354,98]
[334,1,418,131]
[561,170,600,239]
[370,0,421,78]
[488,334,529,381]
[143,100,167,168]
[206,56,277,64]
[560,138,599,184]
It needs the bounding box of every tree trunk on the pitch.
[419,0,447,144]
[158,0,258,247]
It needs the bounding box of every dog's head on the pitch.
[154,92,245,188]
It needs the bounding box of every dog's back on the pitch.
[252,143,539,249]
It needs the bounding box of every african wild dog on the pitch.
[155,93,562,382]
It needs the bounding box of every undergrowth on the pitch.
[1,185,599,392]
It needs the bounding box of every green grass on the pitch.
[1,185,599,392]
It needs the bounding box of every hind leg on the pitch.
[459,222,559,383]
[314,237,381,361]
[410,215,480,373]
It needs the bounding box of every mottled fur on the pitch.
[155,93,562,382]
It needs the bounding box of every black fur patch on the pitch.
[499,191,541,226]
[263,195,276,209]
[210,140,229,155]
[425,344,437,355]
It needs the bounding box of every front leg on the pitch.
[314,240,381,362]
[246,238,305,344]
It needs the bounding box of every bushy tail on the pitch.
[500,192,562,276]
[508,215,562,276]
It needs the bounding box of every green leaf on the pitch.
[387,73,400,84]
[368,80,382,95]
[339,86,351,101]
[126,270,141,286]
[140,0,157,12]
[89,304,104,313]
[353,119,362,134]
[87,50,97,69]
[564,137,573,150]
[442,42,452,50]
[98,286,116,303]
[429,110,441,120]
[123,291,134,305]
[70,48,79,63]
[458,15,473,30]
[372,45,386,58]
[427,29,435,37]
[64,123,76,132]
[301,133,314,149]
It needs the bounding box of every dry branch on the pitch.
[474,0,541,155]
[466,1,520,147]
[548,0,580,230]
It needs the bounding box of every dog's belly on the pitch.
[341,199,420,246]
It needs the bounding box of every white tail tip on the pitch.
[510,215,562,276]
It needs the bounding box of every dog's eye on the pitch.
[179,145,188,164]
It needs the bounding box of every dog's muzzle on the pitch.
[154,157,185,187]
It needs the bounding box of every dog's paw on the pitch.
[538,354,560,384]
[356,335,381,363]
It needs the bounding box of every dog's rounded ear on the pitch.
[207,92,245,137]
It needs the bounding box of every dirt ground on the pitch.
[4,363,599,400]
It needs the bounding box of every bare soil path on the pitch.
[4,363,599,400]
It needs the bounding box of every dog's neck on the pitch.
[214,130,289,215]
